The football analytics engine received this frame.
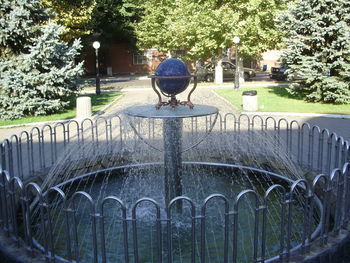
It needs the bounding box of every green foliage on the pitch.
[0,0,48,54]
[90,0,141,43]
[135,0,287,61]
[0,0,83,120]
[277,0,350,104]
[42,0,95,41]
[42,0,141,44]
[216,87,350,115]
[0,92,121,126]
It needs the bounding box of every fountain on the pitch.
[0,58,350,263]
[125,58,218,210]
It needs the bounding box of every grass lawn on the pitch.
[215,86,350,115]
[0,92,122,126]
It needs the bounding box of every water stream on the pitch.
[29,114,317,262]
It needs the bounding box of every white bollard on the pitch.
[242,90,258,111]
[215,59,223,84]
[76,96,92,119]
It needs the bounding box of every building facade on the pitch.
[84,42,166,76]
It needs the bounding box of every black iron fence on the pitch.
[0,114,349,263]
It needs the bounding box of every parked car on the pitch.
[195,61,256,82]
[270,65,305,81]
[269,65,287,80]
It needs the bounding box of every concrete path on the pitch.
[0,86,349,142]
[102,86,240,117]
[102,87,350,141]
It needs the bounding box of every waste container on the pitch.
[76,96,92,119]
[262,64,267,71]
[242,90,258,111]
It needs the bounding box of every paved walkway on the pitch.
[100,87,350,141]
[102,87,239,116]
[0,85,349,181]
[0,86,350,142]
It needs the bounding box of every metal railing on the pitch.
[0,163,349,262]
[1,114,348,180]
[0,113,350,262]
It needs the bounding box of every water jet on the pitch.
[0,59,349,263]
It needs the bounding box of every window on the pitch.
[133,53,148,65]
[222,62,230,69]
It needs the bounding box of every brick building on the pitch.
[84,42,167,76]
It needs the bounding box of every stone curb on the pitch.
[89,92,124,118]
[103,76,149,81]
[85,75,149,83]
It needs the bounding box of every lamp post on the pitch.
[93,41,101,95]
[232,36,240,89]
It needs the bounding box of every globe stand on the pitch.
[125,58,212,213]
[150,75,197,109]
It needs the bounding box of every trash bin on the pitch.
[76,96,92,119]
[242,90,258,111]
[262,64,267,71]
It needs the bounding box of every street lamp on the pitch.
[93,41,101,95]
[232,36,240,89]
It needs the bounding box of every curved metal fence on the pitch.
[0,113,349,263]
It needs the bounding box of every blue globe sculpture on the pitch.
[155,58,190,95]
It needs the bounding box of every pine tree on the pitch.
[0,0,48,54]
[277,0,350,104]
[0,0,83,119]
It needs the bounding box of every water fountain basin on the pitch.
[31,162,323,263]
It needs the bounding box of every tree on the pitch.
[0,0,48,54]
[41,0,95,42]
[277,0,350,104]
[91,0,140,42]
[42,0,141,43]
[134,0,287,62]
[0,0,83,120]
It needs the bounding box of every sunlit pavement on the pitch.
[1,76,350,143]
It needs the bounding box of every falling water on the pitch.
[29,113,317,263]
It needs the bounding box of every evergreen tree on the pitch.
[277,0,350,104]
[0,0,48,54]
[0,0,83,119]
